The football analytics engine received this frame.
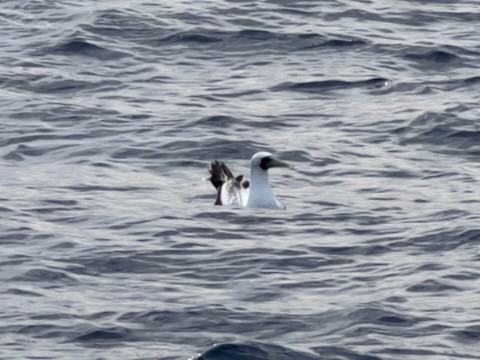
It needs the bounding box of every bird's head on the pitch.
[250,151,289,171]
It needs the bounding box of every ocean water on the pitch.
[1,1,480,359]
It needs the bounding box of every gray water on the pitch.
[1,1,480,359]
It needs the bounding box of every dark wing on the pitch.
[209,161,248,206]
[209,161,233,190]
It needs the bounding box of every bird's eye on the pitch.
[259,156,271,170]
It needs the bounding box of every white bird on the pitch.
[208,151,289,209]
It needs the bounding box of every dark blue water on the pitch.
[1,1,480,359]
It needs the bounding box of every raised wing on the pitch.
[209,161,249,207]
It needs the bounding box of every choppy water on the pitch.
[1,1,480,359]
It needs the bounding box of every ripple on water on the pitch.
[1,0,480,359]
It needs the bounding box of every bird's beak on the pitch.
[269,156,290,169]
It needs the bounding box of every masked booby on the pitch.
[209,151,289,209]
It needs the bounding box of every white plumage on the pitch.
[209,151,289,209]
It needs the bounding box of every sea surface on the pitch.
[1,1,480,359]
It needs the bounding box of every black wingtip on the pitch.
[209,161,237,205]
[209,161,230,191]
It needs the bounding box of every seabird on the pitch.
[209,151,289,209]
